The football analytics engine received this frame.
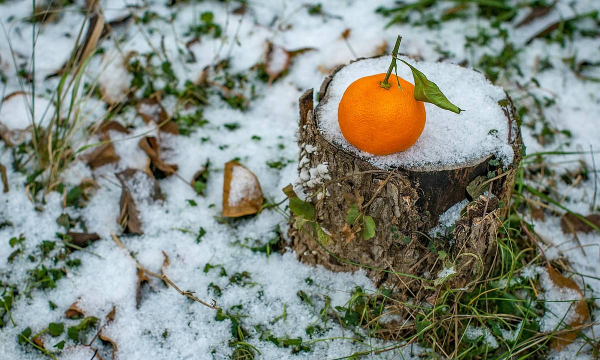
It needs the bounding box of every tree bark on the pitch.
[289,63,522,299]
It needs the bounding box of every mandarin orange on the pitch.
[337,73,426,156]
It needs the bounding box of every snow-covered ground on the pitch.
[0,0,599,359]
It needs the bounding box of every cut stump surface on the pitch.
[289,58,523,299]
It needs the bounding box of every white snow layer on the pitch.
[318,56,515,169]
[228,165,260,206]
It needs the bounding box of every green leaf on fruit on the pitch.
[398,58,463,114]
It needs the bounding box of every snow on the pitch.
[266,45,289,77]
[429,198,468,237]
[228,165,260,207]
[464,325,499,349]
[0,93,55,130]
[318,56,515,170]
[0,0,599,358]
[98,52,133,105]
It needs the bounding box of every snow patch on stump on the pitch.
[318,56,515,169]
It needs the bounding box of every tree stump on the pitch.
[289,58,523,300]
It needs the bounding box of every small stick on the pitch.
[111,233,219,310]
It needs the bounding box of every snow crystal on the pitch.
[228,165,260,206]
[318,56,515,169]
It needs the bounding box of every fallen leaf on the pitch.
[33,335,45,349]
[222,162,263,217]
[341,223,357,244]
[0,162,8,193]
[530,205,545,221]
[341,28,351,39]
[99,332,118,360]
[372,41,388,57]
[65,302,85,319]
[546,264,590,349]
[265,43,315,84]
[99,121,130,135]
[86,144,120,170]
[560,213,600,234]
[85,121,130,169]
[75,1,104,68]
[233,3,247,15]
[136,268,151,308]
[160,251,170,287]
[115,169,164,235]
[66,232,101,249]
[138,136,178,179]
[137,98,179,134]
[516,6,553,28]
[106,305,116,324]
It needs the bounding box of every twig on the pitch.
[110,233,219,310]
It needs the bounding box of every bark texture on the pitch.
[289,62,522,299]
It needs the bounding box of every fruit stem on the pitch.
[380,35,402,90]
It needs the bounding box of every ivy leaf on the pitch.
[289,197,315,220]
[283,184,315,220]
[48,322,64,337]
[345,204,360,224]
[361,216,376,240]
[398,59,463,114]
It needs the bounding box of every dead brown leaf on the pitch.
[99,332,118,360]
[84,121,130,169]
[341,223,357,245]
[136,268,151,308]
[65,302,85,319]
[530,205,545,221]
[233,3,247,15]
[160,251,170,287]
[106,305,116,323]
[265,42,315,84]
[115,169,164,235]
[86,144,120,170]
[138,136,178,179]
[0,162,8,193]
[516,5,553,28]
[222,161,263,217]
[75,1,104,68]
[32,335,45,349]
[341,28,351,39]
[560,213,600,234]
[546,264,591,349]
[372,41,388,57]
[99,121,130,135]
[66,232,101,249]
[136,98,179,134]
